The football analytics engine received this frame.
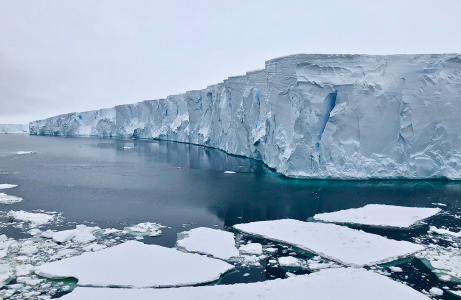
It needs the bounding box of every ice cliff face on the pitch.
[0,124,28,133]
[30,54,461,179]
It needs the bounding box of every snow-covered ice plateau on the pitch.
[57,268,430,300]
[176,227,239,260]
[29,54,461,179]
[313,204,441,228]
[234,219,423,267]
[34,240,235,288]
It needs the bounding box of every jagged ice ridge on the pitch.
[30,54,461,179]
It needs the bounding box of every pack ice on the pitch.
[58,268,430,300]
[34,240,234,288]
[234,219,423,267]
[313,204,441,228]
[29,54,461,179]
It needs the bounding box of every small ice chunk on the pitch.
[0,193,23,204]
[16,151,36,155]
[176,227,239,260]
[313,205,441,228]
[7,211,53,226]
[265,247,278,254]
[48,225,100,244]
[429,226,461,237]
[55,268,431,300]
[35,241,234,288]
[234,219,424,267]
[429,287,444,296]
[102,228,121,235]
[122,146,133,149]
[51,249,80,260]
[52,230,76,243]
[28,228,42,236]
[223,171,236,174]
[389,266,403,272]
[0,184,17,190]
[239,243,263,255]
[432,203,447,207]
[125,222,164,237]
[278,257,301,268]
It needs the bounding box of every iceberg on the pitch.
[34,240,235,288]
[57,268,430,300]
[176,227,239,260]
[29,54,461,180]
[313,205,441,228]
[0,124,28,134]
[234,219,423,267]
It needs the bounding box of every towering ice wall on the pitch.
[0,124,28,133]
[30,54,461,179]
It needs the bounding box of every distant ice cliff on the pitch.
[30,54,461,179]
[0,124,28,133]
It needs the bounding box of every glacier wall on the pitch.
[30,54,461,179]
[0,124,28,133]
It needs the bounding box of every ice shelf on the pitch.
[234,219,423,267]
[57,268,430,300]
[29,54,461,180]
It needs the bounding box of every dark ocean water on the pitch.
[1,134,460,299]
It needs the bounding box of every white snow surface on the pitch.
[0,124,28,134]
[176,227,239,260]
[313,205,441,228]
[7,211,53,226]
[58,268,430,300]
[234,219,423,267]
[0,193,23,204]
[0,184,17,190]
[239,243,263,255]
[29,54,461,180]
[34,240,234,288]
[278,256,301,268]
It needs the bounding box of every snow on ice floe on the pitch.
[234,219,423,267]
[313,205,441,228]
[34,240,235,288]
[125,222,164,237]
[0,184,17,190]
[176,227,239,260]
[58,268,430,300]
[0,193,23,204]
[7,211,54,227]
[278,257,301,268]
[238,243,263,255]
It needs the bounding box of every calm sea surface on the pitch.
[1,134,460,299]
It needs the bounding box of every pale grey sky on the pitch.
[1,0,460,124]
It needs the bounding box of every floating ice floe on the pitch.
[223,171,236,174]
[0,184,17,190]
[57,268,430,300]
[7,211,54,227]
[429,226,461,237]
[234,219,423,267]
[448,290,461,298]
[176,227,239,260]
[35,240,234,288]
[0,193,23,204]
[125,222,164,237]
[416,245,461,282]
[16,151,36,155]
[278,257,301,268]
[0,264,12,287]
[389,266,403,272]
[239,243,263,255]
[313,205,441,228]
[429,287,444,296]
[122,146,133,149]
[43,225,100,244]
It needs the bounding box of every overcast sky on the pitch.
[1,0,460,124]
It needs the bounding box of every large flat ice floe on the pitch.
[34,240,234,288]
[313,205,441,228]
[234,219,423,267]
[58,268,430,300]
[177,227,239,260]
[7,211,53,226]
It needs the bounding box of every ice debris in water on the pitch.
[238,243,263,255]
[0,184,17,190]
[416,244,461,282]
[42,225,101,244]
[16,151,36,155]
[57,268,431,300]
[429,226,461,237]
[35,241,234,288]
[176,227,239,260]
[7,211,54,227]
[223,171,236,174]
[313,205,441,229]
[234,219,424,267]
[125,222,164,237]
[0,193,23,204]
